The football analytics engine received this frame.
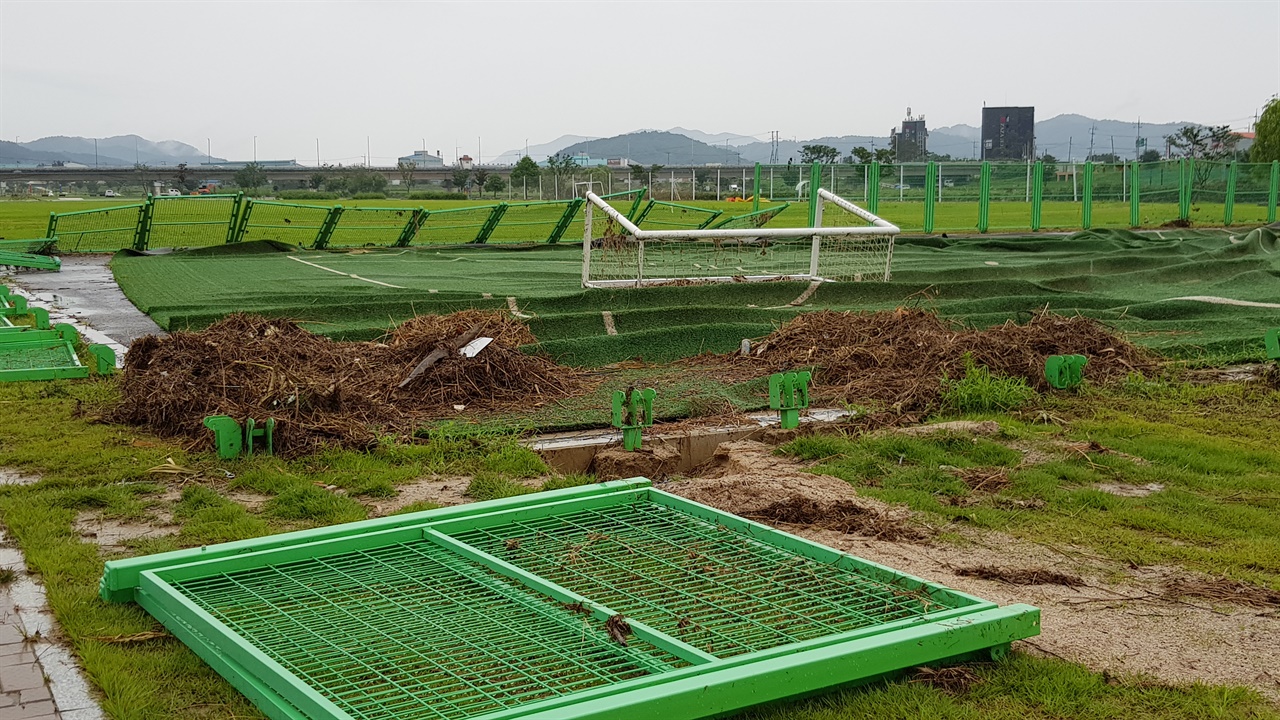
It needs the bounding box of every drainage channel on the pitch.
[525,408,851,474]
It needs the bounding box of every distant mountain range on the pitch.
[498,115,1199,166]
[0,135,222,167]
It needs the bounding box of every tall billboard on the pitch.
[981,107,1035,160]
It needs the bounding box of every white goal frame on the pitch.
[581,188,899,288]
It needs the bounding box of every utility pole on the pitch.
[316,139,320,167]
[366,136,371,167]
[1087,124,1096,161]
[1135,117,1142,161]
[477,137,482,165]
[1067,137,1073,163]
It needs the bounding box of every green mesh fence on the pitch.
[237,200,334,247]
[106,481,1037,720]
[415,205,500,244]
[325,207,419,247]
[147,194,240,248]
[634,200,722,231]
[484,200,580,244]
[45,204,143,252]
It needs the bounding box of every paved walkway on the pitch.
[0,527,104,719]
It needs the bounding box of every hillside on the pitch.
[556,131,745,166]
[0,135,221,167]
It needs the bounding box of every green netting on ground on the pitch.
[148,195,238,248]
[172,538,685,720]
[239,200,331,247]
[47,205,143,252]
[449,499,951,659]
[325,207,415,247]
[112,225,1280,367]
[415,205,499,244]
[0,343,75,371]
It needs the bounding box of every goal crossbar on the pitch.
[582,189,900,288]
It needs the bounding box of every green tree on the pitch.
[510,156,540,199]
[629,164,647,184]
[848,147,873,165]
[473,168,491,198]
[484,174,507,197]
[799,144,840,164]
[1139,149,1162,163]
[1165,124,1240,186]
[449,168,472,195]
[308,172,326,190]
[234,162,268,191]
[345,167,388,194]
[173,163,197,192]
[397,161,416,192]
[874,148,895,166]
[1251,98,1280,164]
[1040,153,1059,184]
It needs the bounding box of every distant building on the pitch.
[890,110,928,162]
[1232,131,1255,156]
[981,106,1035,161]
[457,155,474,169]
[398,150,445,168]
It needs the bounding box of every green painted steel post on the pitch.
[1179,159,1191,221]
[395,207,429,247]
[806,162,821,227]
[923,162,937,233]
[1270,161,1280,224]
[313,206,343,249]
[45,212,57,240]
[978,162,991,233]
[1130,161,1141,228]
[224,192,244,244]
[546,198,583,244]
[867,162,881,214]
[1224,161,1238,225]
[1081,162,1093,230]
[231,198,252,243]
[473,204,508,244]
[1031,161,1044,231]
[133,195,155,251]
[752,163,761,212]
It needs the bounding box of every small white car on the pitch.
[104,190,118,197]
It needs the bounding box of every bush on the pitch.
[940,356,1037,414]
[278,190,340,200]
[408,191,469,200]
[351,192,387,200]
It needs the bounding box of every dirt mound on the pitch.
[111,311,580,456]
[592,445,681,481]
[732,308,1156,412]
[662,441,929,542]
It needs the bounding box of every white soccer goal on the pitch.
[581,188,899,288]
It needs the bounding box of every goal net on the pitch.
[582,188,898,287]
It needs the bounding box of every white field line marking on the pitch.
[288,255,405,289]
[601,311,617,335]
[1166,296,1280,309]
[507,296,533,319]
[787,280,822,307]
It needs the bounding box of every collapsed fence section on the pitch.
[45,203,144,252]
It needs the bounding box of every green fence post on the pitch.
[473,204,508,244]
[395,207,429,247]
[1179,159,1192,221]
[806,163,821,227]
[133,195,155,251]
[232,198,253,242]
[978,162,991,233]
[546,198,583,244]
[923,161,937,233]
[1224,161,1238,225]
[1270,161,1280,224]
[1130,162,1141,228]
[867,162,881,214]
[1081,162,1093,230]
[313,206,343,249]
[224,192,244,244]
[752,163,761,213]
[1031,161,1044,231]
[45,212,57,239]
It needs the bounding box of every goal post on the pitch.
[582,188,899,288]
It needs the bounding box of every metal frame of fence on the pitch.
[44,160,1280,254]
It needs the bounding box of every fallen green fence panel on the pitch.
[104,480,1039,720]
[0,247,60,271]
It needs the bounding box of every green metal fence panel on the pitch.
[45,204,146,253]
[923,162,937,233]
[133,197,154,251]
[1130,162,1141,227]
[634,200,722,231]
[147,194,241,249]
[866,162,881,214]
[472,203,508,244]
[977,163,991,233]
[807,162,821,227]
[479,200,569,244]
[394,208,429,247]
[225,193,245,245]
[1224,162,1238,225]
[1271,161,1280,224]
[1030,162,1043,231]
[708,202,791,230]
[323,206,423,247]
[1179,159,1192,221]
[1081,162,1093,230]
[752,163,761,212]
[238,200,334,247]
[414,205,498,244]
[313,206,344,249]
[104,481,1039,720]
[546,198,584,244]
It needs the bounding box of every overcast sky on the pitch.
[1,0,1277,165]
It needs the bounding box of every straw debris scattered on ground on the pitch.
[111,311,581,456]
[747,497,932,542]
[731,308,1157,412]
[1162,576,1280,609]
[955,564,1086,588]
